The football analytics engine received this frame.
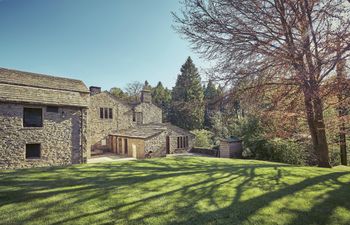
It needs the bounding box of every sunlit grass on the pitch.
[0,157,349,225]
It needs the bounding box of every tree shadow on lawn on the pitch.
[0,157,349,225]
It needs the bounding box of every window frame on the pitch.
[109,108,113,119]
[25,143,41,159]
[177,136,189,149]
[136,112,143,124]
[132,110,136,122]
[100,108,104,119]
[100,107,113,119]
[23,107,43,128]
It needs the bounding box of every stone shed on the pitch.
[219,136,243,158]
[0,68,89,169]
[109,123,195,159]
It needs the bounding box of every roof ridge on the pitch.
[0,67,84,83]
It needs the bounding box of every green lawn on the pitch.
[0,157,349,225]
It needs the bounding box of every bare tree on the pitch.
[174,0,350,167]
[125,81,144,102]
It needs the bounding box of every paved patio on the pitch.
[87,154,136,164]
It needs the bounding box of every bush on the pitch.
[255,138,307,165]
[191,129,214,149]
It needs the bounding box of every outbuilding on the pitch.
[219,136,243,158]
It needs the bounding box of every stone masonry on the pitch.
[0,103,86,169]
[87,92,133,157]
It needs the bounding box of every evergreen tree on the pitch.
[171,57,204,130]
[152,82,172,121]
[204,80,220,128]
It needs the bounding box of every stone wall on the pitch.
[145,132,167,157]
[134,103,162,124]
[144,127,194,158]
[190,148,218,157]
[87,92,133,157]
[0,103,85,169]
[166,128,194,154]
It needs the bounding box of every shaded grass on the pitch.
[0,157,349,225]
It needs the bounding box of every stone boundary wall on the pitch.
[190,148,218,157]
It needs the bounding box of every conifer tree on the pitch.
[171,57,204,130]
[204,80,220,128]
[152,82,172,121]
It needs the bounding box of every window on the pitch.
[177,136,189,149]
[23,108,43,127]
[136,112,143,124]
[132,110,136,122]
[26,144,41,159]
[100,108,113,119]
[47,106,59,113]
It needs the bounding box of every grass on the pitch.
[0,157,349,225]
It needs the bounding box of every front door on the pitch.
[124,138,128,155]
[118,138,122,154]
[166,136,170,154]
[112,136,117,153]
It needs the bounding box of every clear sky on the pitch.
[0,0,207,90]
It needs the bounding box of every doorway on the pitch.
[118,138,122,154]
[166,136,170,154]
[124,138,128,155]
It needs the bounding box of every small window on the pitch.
[177,136,188,149]
[100,108,104,119]
[136,112,143,124]
[47,106,59,113]
[23,108,43,127]
[132,111,136,122]
[26,144,41,159]
[109,108,113,119]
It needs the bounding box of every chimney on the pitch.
[141,89,152,103]
[89,86,101,96]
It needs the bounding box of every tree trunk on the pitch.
[302,84,331,168]
[337,59,348,166]
[313,95,331,168]
[303,90,319,159]
[339,110,347,165]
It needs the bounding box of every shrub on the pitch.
[191,129,213,149]
[258,138,307,165]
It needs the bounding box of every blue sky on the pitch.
[0,0,207,90]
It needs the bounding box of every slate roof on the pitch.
[0,68,89,107]
[0,68,89,93]
[110,123,194,139]
[110,124,167,139]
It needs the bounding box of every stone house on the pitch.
[87,86,194,159]
[0,68,89,169]
[0,68,194,168]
